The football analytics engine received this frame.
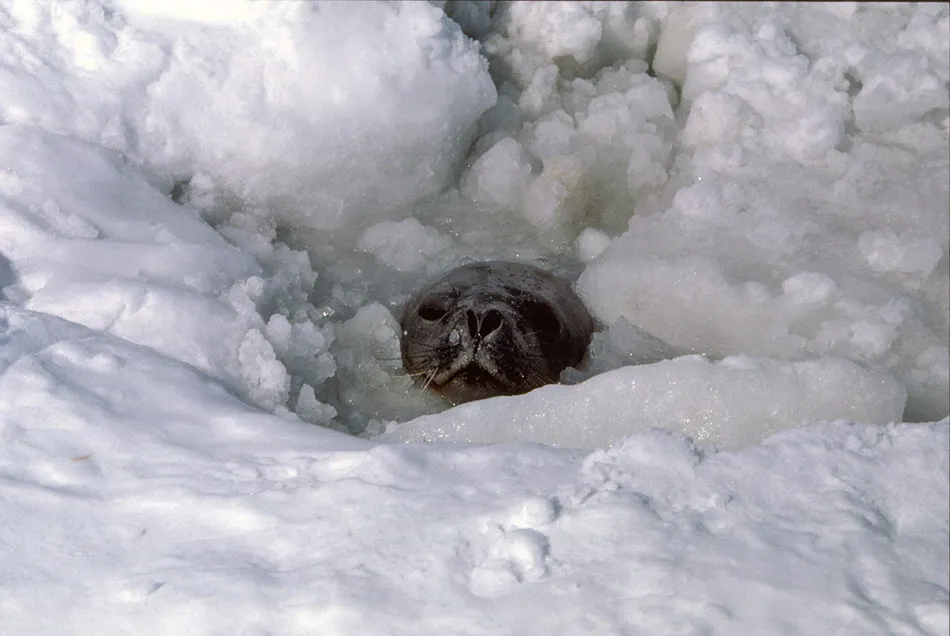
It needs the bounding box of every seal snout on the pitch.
[400,261,594,405]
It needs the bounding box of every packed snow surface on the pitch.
[0,1,948,634]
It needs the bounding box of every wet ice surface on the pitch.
[0,1,948,634]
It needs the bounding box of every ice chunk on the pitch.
[382,355,907,450]
[357,219,452,273]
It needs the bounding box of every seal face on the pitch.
[400,261,595,404]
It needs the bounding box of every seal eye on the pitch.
[520,301,561,342]
[418,304,446,321]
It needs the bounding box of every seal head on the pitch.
[400,261,594,404]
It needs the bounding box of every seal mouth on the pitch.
[456,362,503,386]
[433,361,509,403]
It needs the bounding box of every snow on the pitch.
[0,1,948,633]
[381,354,907,448]
[1,0,495,232]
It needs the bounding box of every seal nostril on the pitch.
[466,310,478,337]
[479,309,503,337]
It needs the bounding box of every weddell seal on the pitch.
[400,261,595,404]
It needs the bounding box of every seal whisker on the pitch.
[420,368,439,393]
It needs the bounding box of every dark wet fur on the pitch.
[399,261,594,405]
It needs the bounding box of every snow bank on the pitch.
[0,0,495,231]
[0,305,360,456]
[574,2,949,423]
[382,354,906,449]
[0,126,248,361]
[0,307,945,633]
[0,126,336,422]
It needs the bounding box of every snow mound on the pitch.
[0,126,336,421]
[1,0,496,232]
[382,354,907,449]
[0,307,944,633]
